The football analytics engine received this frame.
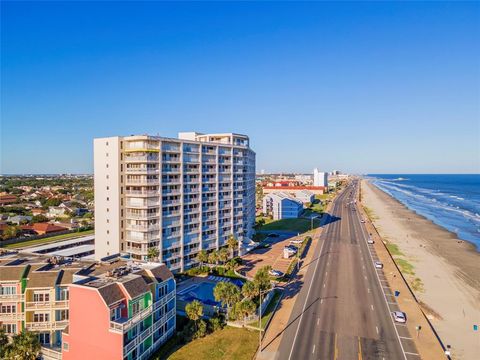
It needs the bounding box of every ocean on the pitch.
[367,174,480,251]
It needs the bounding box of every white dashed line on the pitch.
[312,345,315,354]
[371,304,374,311]
[376,326,379,334]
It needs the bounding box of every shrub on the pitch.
[208,315,225,332]
[193,319,208,339]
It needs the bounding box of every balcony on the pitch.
[125,168,159,174]
[126,200,160,208]
[125,178,159,185]
[125,190,160,197]
[26,320,68,331]
[125,224,160,232]
[0,312,24,321]
[162,199,181,206]
[125,143,159,152]
[161,145,180,153]
[0,293,23,301]
[25,300,69,310]
[41,346,62,360]
[126,232,160,242]
[110,305,153,333]
[124,155,159,162]
[162,168,181,174]
[125,212,159,220]
[163,210,181,217]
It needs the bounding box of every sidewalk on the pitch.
[358,197,448,360]
[256,199,336,360]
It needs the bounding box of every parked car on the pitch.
[374,261,383,269]
[361,219,366,223]
[269,269,284,277]
[289,239,303,245]
[393,311,407,323]
[367,238,375,244]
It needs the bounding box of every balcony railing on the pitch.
[125,179,159,185]
[124,155,159,162]
[0,312,24,321]
[125,212,159,220]
[41,346,63,360]
[125,224,160,232]
[125,168,159,174]
[25,300,69,310]
[110,305,153,333]
[25,320,68,331]
[0,293,23,301]
[125,190,160,197]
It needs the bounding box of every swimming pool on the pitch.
[178,278,244,307]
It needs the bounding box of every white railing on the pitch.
[126,224,160,231]
[125,179,159,185]
[25,300,69,310]
[0,312,24,321]
[0,293,23,301]
[110,305,153,333]
[125,190,160,196]
[41,346,62,360]
[25,320,68,331]
[125,155,159,162]
[125,168,159,174]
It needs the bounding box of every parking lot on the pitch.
[238,230,304,279]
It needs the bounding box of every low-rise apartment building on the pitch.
[262,192,303,220]
[0,251,176,360]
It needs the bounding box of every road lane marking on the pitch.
[354,202,408,360]
[371,304,374,311]
[323,283,326,288]
[404,352,420,356]
[376,326,379,334]
[287,228,327,360]
[312,344,315,354]
[317,318,320,325]
[367,288,370,293]
[399,336,412,340]
[320,299,323,304]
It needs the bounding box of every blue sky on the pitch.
[1,1,479,174]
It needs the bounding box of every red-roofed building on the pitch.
[20,223,68,235]
[0,194,18,205]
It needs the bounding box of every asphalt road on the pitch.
[276,181,418,360]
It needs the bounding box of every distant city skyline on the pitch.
[2,1,479,175]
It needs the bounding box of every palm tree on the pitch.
[147,246,160,262]
[242,280,257,300]
[226,235,239,258]
[225,258,239,273]
[208,251,219,265]
[185,300,204,332]
[196,250,208,266]
[214,281,241,319]
[218,248,229,265]
[254,265,272,294]
[5,330,40,360]
[239,299,257,325]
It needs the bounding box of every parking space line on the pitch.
[399,336,412,340]
[404,352,420,356]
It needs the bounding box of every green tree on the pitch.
[31,214,48,223]
[208,251,219,265]
[242,281,257,300]
[2,225,20,240]
[218,248,229,265]
[254,265,272,294]
[185,300,204,332]
[0,328,8,358]
[196,250,208,266]
[147,247,160,262]
[45,198,62,207]
[4,330,41,360]
[225,258,239,273]
[213,281,241,319]
[236,299,257,325]
[226,234,239,258]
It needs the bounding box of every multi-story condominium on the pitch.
[313,168,329,187]
[263,192,303,220]
[0,251,176,360]
[94,132,256,272]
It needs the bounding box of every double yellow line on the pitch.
[333,334,362,360]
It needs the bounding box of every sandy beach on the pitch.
[361,180,480,360]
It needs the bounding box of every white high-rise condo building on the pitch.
[94,132,256,272]
[313,168,328,187]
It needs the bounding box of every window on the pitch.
[2,324,16,334]
[110,306,122,321]
[63,342,69,351]
[0,305,16,313]
[131,301,140,316]
[106,174,109,179]
[33,292,49,302]
[33,313,49,322]
[58,288,69,301]
[0,286,16,295]
[38,332,50,345]
[56,310,69,321]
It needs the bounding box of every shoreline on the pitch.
[361,179,480,360]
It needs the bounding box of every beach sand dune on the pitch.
[361,180,480,360]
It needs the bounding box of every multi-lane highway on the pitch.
[276,180,419,360]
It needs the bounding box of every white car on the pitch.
[393,311,406,323]
[361,219,366,223]
[367,238,374,244]
[374,261,383,269]
[269,269,284,277]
